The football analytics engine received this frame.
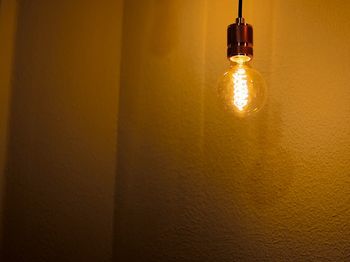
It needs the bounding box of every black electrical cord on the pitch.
[238,0,243,18]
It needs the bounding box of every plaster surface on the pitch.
[3,0,122,261]
[115,0,350,261]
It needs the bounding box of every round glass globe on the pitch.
[217,56,267,118]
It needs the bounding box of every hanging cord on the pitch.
[238,0,243,18]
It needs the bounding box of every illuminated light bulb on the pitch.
[218,55,267,118]
[217,1,267,118]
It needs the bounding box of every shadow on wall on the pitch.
[199,82,296,260]
[0,0,18,256]
[3,0,120,261]
[244,103,295,207]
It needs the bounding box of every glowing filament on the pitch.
[233,68,248,111]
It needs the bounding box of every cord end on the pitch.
[236,17,245,24]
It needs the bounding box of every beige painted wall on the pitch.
[115,0,350,261]
[0,0,17,253]
[3,0,123,260]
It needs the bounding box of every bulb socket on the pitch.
[227,18,253,59]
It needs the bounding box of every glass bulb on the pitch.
[218,55,267,118]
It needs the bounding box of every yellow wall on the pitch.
[0,0,17,252]
[115,0,350,260]
[2,0,350,260]
[3,0,123,260]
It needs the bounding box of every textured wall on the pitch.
[0,0,17,253]
[115,0,350,261]
[3,0,122,261]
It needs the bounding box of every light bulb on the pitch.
[218,55,267,118]
[218,12,267,118]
